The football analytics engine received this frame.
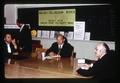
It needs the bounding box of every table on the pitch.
[5,53,90,79]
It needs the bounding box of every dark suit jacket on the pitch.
[2,42,18,58]
[46,42,73,57]
[19,24,32,52]
[77,50,117,80]
[2,41,29,61]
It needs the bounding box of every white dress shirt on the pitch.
[58,43,64,49]
[7,43,11,53]
[58,44,64,55]
[20,24,24,32]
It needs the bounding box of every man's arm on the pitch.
[45,42,58,56]
[66,43,74,57]
[11,39,19,55]
[11,39,17,50]
[76,57,106,77]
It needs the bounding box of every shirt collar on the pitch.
[99,53,106,59]
[20,24,24,32]
[5,41,10,45]
[58,43,64,48]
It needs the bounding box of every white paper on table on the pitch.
[84,32,91,40]
[41,30,50,38]
[74,21,85,40]
[37,30,42,37]
[78,58,85,64]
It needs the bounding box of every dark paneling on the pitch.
[17,5,115,41]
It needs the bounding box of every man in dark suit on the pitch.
[16,19,32,52]
[2,33,19,63]
[76,42,117,80]
[46,34,73,58]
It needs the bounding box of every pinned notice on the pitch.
[74,21,85,40]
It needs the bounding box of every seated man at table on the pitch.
[2,33,28,63]
[2,33,19,63]
[45,34,73,58]
[76,42,117,80]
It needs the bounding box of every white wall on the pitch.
[4,4,17,24]
[32,37,115,60]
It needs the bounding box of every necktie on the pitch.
[7,44,11,53]
[58,45,62,55]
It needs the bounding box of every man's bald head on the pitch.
[95,42,110,59]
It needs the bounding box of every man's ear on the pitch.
[63,38,65,42]
[101,49,106,55]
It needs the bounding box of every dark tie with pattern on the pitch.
[58,45,62,55]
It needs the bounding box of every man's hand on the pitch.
[79,63,93,70]
[12,39,17,49]
[49,52,56,57]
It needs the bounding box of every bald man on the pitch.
[76,42,117,80]
[46,34,73,58]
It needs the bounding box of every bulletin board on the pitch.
[17,5,115,41]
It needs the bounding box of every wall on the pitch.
[32,37,115,60]
[4,4,109,25]
[4,4,17,24]
[4,4,115,60]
